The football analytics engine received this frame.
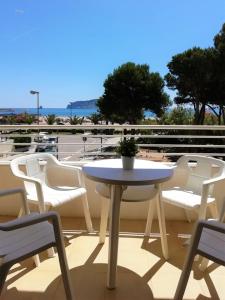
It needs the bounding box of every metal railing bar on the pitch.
[1,124,225,130]
[2,142,225,148]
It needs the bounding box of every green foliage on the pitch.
[214,23,225,53]
[159,106,194,125]
[69,115,84,125]
[88,113,102,124]
[116,138,138,157]
[203,112,218,125]
[97,62,170,124]
[22,113,35,124]
[211,23,225,124]
[165,23,225,125]
[139,118,158,125]
[165,47,216,125]
[45,114,56,125]
[1,113,36,124]
[2,115,16,124]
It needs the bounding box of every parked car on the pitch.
[48,137,58,144]
[34,132,48,143]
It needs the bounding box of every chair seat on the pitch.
[27,184,86,207]
[162,188,215,210]
[96,183,158,202]
[0,221,54,265]
[198,227,225,265]
[10,153,93,233]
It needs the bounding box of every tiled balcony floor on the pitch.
[1,217,225,300]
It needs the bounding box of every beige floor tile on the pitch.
[2,217,225,300]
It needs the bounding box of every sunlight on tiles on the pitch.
[1,218,225,300]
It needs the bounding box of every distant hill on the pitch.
[67,99,97,109]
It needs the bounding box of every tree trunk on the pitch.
[222,107,225,125]
[199,105,205,125]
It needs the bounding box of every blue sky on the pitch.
[0,0,225,108]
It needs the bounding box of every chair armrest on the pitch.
[11,174,45,212]
[0,211,59,231]
[0,188,30,215]
[54,160,82,171]
[12,172,42,185]
[203,175,225,186]
[199,175,225,210]
[198,176,225,219]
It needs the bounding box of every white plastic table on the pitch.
[83,159,173,289]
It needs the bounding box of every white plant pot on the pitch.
[122,156,135,170]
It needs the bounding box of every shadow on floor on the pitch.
[1,222,222,300]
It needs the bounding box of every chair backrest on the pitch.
[10,153,58,187]
[176,155,225,195]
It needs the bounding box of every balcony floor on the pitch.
[1,217,225,300]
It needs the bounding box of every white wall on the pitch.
[0,161,224,221]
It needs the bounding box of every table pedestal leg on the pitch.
[107,184,122,289]
[156,183,169,260]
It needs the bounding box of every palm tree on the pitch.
[88,113,102,124]
[69,115,84,125]
[45,114,56,125]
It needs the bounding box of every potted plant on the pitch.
[116,138,138,170]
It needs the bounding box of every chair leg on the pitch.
[55,229,75,299]
[99,196,110,244]
[81,194,93,232]
[17,206,42,266]
[0,265,10,296]
[175,219,204,300]
[56,248,74,300]
[209,202,218,219]
[47,247,55,258]
[33,254,41,266]
[199,257,209,271]
[156,184,169,260]
[42,205,55,259]
[17,207,24,217]
[174,252,196,299]
[144,199,156,236]
[184,209,192,223]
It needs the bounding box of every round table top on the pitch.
[82,159,173,185]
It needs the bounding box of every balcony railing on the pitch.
[1,124,225,161]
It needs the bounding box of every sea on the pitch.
[4,108,154,118]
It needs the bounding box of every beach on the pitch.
[3,107,155,119]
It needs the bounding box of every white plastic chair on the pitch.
[0,188,74,300]
[95,183,158,243]
[10,153,93,232]
[174,200,225,300]
[148,155,225,227]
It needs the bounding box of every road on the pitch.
[58,134,120,161]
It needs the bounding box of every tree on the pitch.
[69,115,83,125]
[214,23,225,53]
[45,114,56,125]
[210,23,225,124]
[23,113,35,125]
[165,47,216,125]
[159,106,194,125]
[3,113,36,124]
[97,62,170,124]
[88,113,103,125]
